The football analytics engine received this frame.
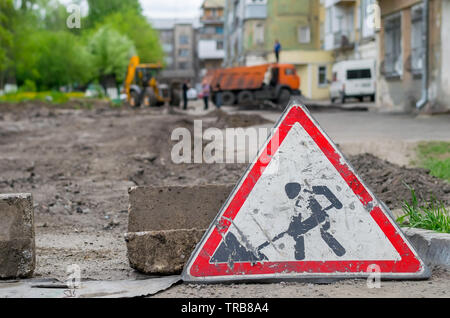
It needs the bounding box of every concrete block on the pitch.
[0,193,35,279]
[403,227,450,268]
[127,184,234,232]
[125,229,206,275]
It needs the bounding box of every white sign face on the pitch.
[183,104,427,282]
[212,122,399,263]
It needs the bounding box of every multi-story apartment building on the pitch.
[323,0,378,61]
[377,0,450,113]
[224,0,268,67]
[150,18,200,84]
[198,0,226,77]
[224,0,334,100]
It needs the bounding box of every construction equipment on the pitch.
[204,63,301,107]
[124,56,180,107]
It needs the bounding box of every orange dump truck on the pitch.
[204,63,301,106]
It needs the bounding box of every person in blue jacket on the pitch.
[274,40,282,63]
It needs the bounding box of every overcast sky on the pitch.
[59,0,204,19]
[141,0,204,19]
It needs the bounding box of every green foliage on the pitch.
[21,80,37,92]
[0,0,163,95]
[0,91,83,104]
[87,27,136,84]
[0,0,15,73]
[86,0,142,27]
[15,30,93,90]
[416,141,450,182]
[100,10,164,63]
[397,185,450,233]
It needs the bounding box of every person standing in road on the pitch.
[274,40,282,64]
[202,82,210,110]
[215,83,222,109]
[182,80,189,110]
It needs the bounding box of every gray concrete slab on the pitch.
[0,193,35,279]
[128,184,235,232]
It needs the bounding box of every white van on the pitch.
[330,59,376,103]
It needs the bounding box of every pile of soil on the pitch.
[349,153,450,209]
[203,109,273,128]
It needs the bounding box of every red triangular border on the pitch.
[186,105,424,279]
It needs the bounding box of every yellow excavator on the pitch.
[124,56,180,107]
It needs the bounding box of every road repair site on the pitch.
[0,98,449,298]
[1,0,450,303]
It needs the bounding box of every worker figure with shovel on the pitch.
[256,182,346,261]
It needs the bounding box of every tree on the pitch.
[86,0,141,27]
[0,0,15,87]
[87,26,136,89]
[14,30,93,90]
[101,10,164,63]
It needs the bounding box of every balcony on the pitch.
[200,15,224,24]
[333,31,355,49]
[324,30,355,50]
[244,3,267,19]
[198,40,225,60]
[325,0,356,6]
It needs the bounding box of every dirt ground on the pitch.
[0,100,449,297]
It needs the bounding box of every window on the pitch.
[346,69,371,79]
[411,4,424,74]
[162,43,173,53]
[179,35,189,45]
[178,62,188,70]
[318,66,328,86]
[285,68,295,75]
[384,13,402,77]
[216,40,224,50]
[178,49,189,57]
[165,56,173,67]
[298,26,311,43]
[203,27,216,34]
[253,23,264,45]
[326,7,332,33]
[215,26,224,34]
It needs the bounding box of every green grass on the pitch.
[396,186,450,233]
[0,91,86,104]
[416,141,450,182]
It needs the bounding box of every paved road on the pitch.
[182,100,450,166]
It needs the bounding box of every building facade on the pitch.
[377,0,450,112]
[150,18,200,84]
[224,0,334,100]
[224,0,268,67]
[323,0,378,61]
[198,0,226,77]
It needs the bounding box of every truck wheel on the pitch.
[129,91,141,107]
[277,88,291,106]
[222,91,236,106]
[237,90,254,105]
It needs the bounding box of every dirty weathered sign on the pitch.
[182,103,429,283]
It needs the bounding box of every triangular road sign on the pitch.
[182,102,429,283]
